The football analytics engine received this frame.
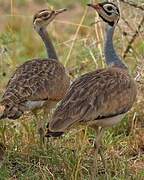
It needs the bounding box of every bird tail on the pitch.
[0,106,23,120]
[0,113,6,120]
[45,123,64,138]
[45,129,64,138]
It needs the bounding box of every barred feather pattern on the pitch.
[48,66,136,132]
[0,59,70,119]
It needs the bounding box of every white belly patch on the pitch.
[24,100,46,110]
[87,113,126,127]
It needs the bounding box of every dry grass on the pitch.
[0,0,144,179]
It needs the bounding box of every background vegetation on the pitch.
[0,0,144,179]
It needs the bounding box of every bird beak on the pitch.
[87,4,102,26]
[87,3,101,10]
[55,8,67,15]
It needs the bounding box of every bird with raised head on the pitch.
[45,2,137,172]
[0,8,70,142]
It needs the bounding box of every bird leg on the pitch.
[31,109,39,127]
[38,122,45,145]
[42,106,51,143]
[32,109,45,146]
[92,127,106,178]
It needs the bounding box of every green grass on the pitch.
[0,0,144,179]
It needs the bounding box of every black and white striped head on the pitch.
[87,2,120,26]
[33,8,67,30]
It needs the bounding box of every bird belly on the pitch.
[88,113,126,127]
[24,100,46,111]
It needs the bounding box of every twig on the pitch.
[123,16,144,59]
[55,20,90,29]
[10,0,14,16]
[121,17,135,32]
[120,0,144,11]
[64,8,88,67]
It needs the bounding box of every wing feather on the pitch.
[2,59,69,104]
[49,67,136,132]
[1,58,70,119]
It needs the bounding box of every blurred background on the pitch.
[0,0,144,179]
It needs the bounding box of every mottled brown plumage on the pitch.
[0,9,70,122]
[1,59,69,119]
[47,66,136,133]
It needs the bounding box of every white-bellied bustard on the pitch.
[0,8,70,142]
[45,2,137,174]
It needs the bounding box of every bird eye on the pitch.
[43,13,49,17]
[107,6,113,11]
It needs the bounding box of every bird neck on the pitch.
[104,24,127,69]
[38,27,58,60]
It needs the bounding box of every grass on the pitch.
[0,0,144,179]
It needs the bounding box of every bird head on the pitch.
[87,2,120,26]
[33,8,67,31]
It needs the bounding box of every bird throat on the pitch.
[38,27,58,60]
[99,14,114,27]
[104,24,127,69]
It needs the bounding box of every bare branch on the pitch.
[120,0,144,11]
[123,16,144,59]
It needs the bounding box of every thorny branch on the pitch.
[120,0,144,11]
[123,16,144,59]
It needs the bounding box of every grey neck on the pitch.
[104,24,127,69]
[38,27,58,60]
